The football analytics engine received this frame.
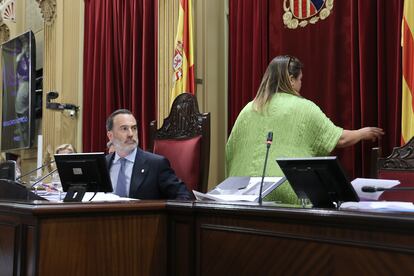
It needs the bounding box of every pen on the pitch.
[41,183,59,192]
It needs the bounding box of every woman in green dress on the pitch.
[226,55,384,204]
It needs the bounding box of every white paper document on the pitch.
[36,191,137,202]
[193,176,286,202]
[82,192,136,202]
[340,201,414,212]
[351,178,400,201]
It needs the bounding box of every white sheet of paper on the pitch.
[340,201,414,212]
[37,191,137,202]
[82,192,137,201]
[193,176,286,202]
[193,190,258,202]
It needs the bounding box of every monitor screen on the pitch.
[276,157,359,208]
[1,31,36,151]
[0,160,16,181]
[54,152,113,194]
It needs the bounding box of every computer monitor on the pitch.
[54,152,113,202]
[276,157,359,208]
[1,31,36,151]
[0,160,16,181]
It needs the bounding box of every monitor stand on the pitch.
[63,185,86,202]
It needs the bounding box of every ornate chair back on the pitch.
[148,93,210,193]
[375,137,414,201]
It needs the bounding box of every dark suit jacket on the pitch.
[106,148,191,200]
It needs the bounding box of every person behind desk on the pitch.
[55,144,76,155]
[48,144,77,191]
[105,109,191,200]
[226,55,384,204]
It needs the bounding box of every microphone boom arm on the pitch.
[258,132,273,205]
[16,160,55,182]
[30,169,58,189]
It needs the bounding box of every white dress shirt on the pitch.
[110,148,137,196]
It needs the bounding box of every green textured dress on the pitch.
[226,93,343,204]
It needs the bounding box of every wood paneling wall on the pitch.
[42,0,83,163]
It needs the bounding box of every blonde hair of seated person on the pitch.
[48,144,76,189]
[50,144,76,172]
[55,144,77,154]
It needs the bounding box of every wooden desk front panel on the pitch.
[0,201,167,276]
[38,213,166,275]
[0,212,37,276]
[195,208,414,276]
[0,222,18,276]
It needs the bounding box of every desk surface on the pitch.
[170,200,414,225]
[0,199,166,215]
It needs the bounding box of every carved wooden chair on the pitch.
[373,136,414,201]
[148,93,210,193]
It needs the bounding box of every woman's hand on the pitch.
[357,127,385,142]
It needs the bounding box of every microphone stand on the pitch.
[258,132,273,205]
[30,169,57,190]
[16,160,55,182]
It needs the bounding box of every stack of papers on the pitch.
[193,176,286,202]
[35,191,136,202]
[340,201,414,212]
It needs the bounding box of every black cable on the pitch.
[88,192,98,201]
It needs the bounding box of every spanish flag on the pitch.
[170,0,195,106]
[401,0,414,144]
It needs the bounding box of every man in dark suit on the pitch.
[105,109,191,200]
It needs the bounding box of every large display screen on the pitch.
[1,31,36,151]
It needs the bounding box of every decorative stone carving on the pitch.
[36,0,56,26]
[379,137,414,170]
[1,0,15,22]
[0,22,10,43]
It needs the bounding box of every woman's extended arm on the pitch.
[336,127,384,148]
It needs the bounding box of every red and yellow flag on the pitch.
[170,0,195,105]
[401,0,414,144]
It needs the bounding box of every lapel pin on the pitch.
[141,169,145,173]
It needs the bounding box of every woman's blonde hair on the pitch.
[253,55,303,111]
[55,144,76,154]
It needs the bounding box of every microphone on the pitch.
[258,131,273,205]
[30,168,58,189]
[362,186,414,192]
[15,160,55,182]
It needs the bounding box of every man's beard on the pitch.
[112,137,138,154]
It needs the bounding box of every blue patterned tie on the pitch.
[116,158,128,197]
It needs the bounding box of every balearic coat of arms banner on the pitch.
[283,0,334,29]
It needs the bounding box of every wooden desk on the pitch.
[2,200,414,275]
[168,202,414,276]
[0,200,167,276]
